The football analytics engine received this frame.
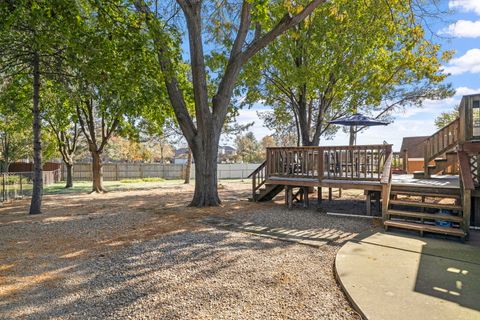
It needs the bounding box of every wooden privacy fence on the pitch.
[63,163,262,181]
[265,144,393,182]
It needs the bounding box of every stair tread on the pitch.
[434,158,447,162]
[389,200,462,210]
[384,220,465,237]
[387,209,463,222]
[256,184,284,202]
[390,190,460,198]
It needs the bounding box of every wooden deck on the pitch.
[250,94,480,239]
[392,174,459,189]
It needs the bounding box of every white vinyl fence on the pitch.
[63,163,261,181]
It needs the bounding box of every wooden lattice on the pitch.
[468,154,480,187]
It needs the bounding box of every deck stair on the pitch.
[252,184,284,202]
[413,151,458,178]
[384,188,467,241]
[421,118,460,178]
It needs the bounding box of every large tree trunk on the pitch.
[65,162,73,188]
[29,52,43,215]
[184,149,192,184]
[189,133,220,206]
[91,151,105,193]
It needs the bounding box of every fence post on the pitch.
[115,163,119,181]
[19,174,23,198]
[2,173,5,203]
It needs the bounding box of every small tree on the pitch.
[43,81,81,188]
[235,132,263,163]
[68,2,165,192]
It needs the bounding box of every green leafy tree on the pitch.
[235,132,263,163]
[66,1,166,192]
[244,0,453,146]
[0,0,79,213]
[0,76,32,172]
[135,0,325,206]
[43,80,81,188]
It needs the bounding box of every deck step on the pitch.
[390,190,460,199]
[384,220,465,237]
[412,171,425,179]
[387,210,463,223]
[389,200,462,211]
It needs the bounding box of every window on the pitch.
[472,100,480,138]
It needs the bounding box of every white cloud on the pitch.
[440,20,480,37]
[220,108,272,144]
[443,48,480,75]
[449,0,480,15]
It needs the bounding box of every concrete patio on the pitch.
[335,230,480,320]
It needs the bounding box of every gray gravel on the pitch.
[1,206,371,320]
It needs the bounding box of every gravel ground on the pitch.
[1,183,373,319]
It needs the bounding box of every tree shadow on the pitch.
[1,228,294,319]
[413,231,480,311]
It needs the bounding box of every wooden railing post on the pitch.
[318,149,324,183]
[424,142,430,178]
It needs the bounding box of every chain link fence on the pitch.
[0,169,61,204]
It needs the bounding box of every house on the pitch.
[399,136,429,173]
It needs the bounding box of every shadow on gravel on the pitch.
[1,228,292,319]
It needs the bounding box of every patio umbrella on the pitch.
[329,113,390,145]
[329,113,390,127]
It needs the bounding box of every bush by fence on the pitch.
[63,163,261,181]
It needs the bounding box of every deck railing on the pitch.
[248,161,266,201]
[424,118,459,164]
[265,144,393,183]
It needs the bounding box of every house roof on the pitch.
[219,145,236,151]
[399,136,428,158]
[174,148,189,157]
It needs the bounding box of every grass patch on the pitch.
[120,177,165,183]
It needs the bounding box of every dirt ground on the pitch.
[0,181,374,319]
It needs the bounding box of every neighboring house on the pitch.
[173,148,189,165]
[399,136,428,173]
[218,145,236,163]
[173,146,237,164]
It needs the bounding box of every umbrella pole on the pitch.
[349,125,356,146]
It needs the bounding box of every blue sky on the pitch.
[231,0,480,150]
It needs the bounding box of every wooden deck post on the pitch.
[381,183,391,221]
[287,186,293,209]
[463,189,471,237]
[366,191,372,216]
[303,187,309,208]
